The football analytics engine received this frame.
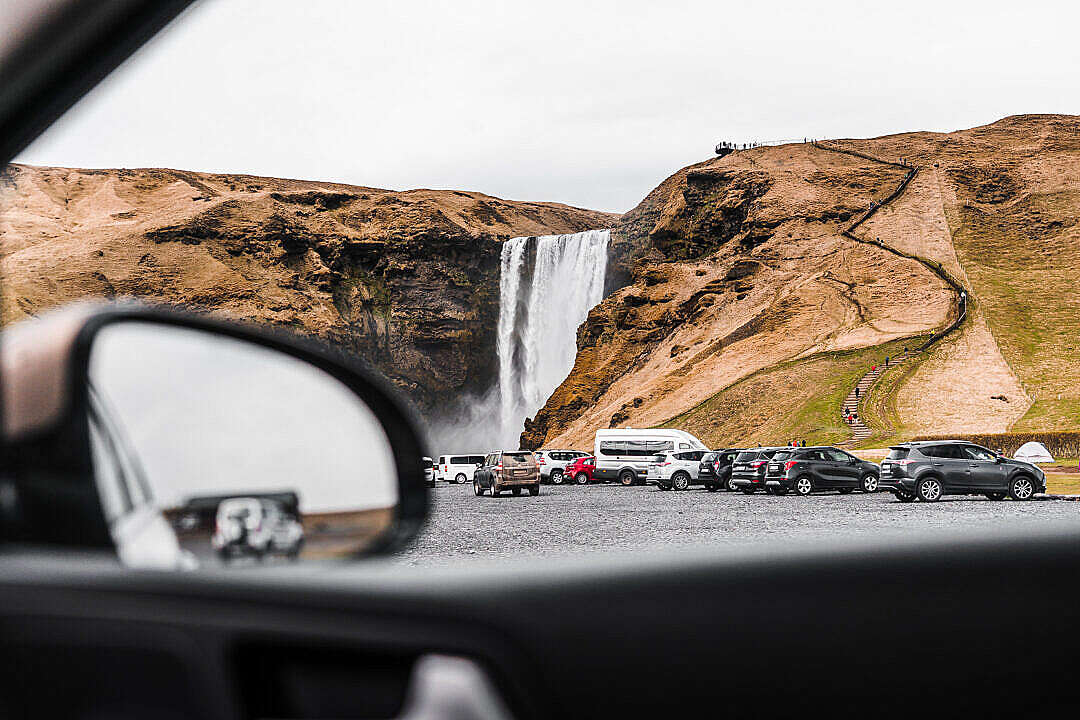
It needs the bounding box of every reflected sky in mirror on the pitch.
[88,322,398,514]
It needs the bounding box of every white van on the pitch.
[436,454,487,484]
[593,429,708,486]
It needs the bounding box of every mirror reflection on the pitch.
[87,321,399,569]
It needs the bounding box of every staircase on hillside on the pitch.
[838,352,913,447]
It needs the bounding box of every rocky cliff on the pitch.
[0,164,616,411]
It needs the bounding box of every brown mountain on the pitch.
[0,164,615,410]
[524,114,1079,449]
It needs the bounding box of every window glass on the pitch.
[826,449,850,462]
[735,451,759,462]
[772,451,794,462]
[599,441,623,456]
[450,456,468,464]
[886,448,909,460]
[963,446,996,461]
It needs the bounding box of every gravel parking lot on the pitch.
[396,482,1080,566]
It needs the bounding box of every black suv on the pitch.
[879,441,1046,502]
[764,446,880,496]
[730,448,787,494]
[699,449,740,491]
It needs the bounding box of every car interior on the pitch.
[1,2,1078,720]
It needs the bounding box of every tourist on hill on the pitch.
[855,387,860,399]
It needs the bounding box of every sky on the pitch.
[15,0,1080,213]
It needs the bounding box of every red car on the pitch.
[565,456,597,485]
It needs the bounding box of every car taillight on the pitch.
[784,460,798,471]
[751,460,766,468]
[658,461,671,467]
[495,464,503,471]
[896,459,914,466]
[537,457,546,464]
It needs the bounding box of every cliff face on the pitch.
[0,164,615,410]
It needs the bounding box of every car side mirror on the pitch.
[0,301,428,569]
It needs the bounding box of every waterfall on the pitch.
[429,229,608,453]
[494,229,609,448]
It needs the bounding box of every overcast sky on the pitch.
[15,0,1080,213]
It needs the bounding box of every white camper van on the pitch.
[593,428,708,486]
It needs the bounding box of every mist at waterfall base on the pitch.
[429,230,609,454]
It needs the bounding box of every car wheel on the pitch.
[895,490,916,503]
[473,479,483,496]
[619,470,636,487]
[550,470,564,485]
[726,477,738,492]
[794,475,813,496]
[672,472,691,491]
[1009,475,1035,501]
[838,487,854,495]
[916,476,943,502]
[861,474,879,492]
[575,472,589,485]
[512,488,522,496]
[985,492,1006,501]
[528,484,540,497]
[455,473,467,485]
[491,484,500,497]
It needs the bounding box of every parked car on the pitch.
[535,449,592,484]
[594,428,708,485]
[700,448,741,491]
[565,455,597,484]
[212,497,304,561]
[650,450,708,490]
[436,454,486,484]
[422,456,435,487]
[729,447,786,494]
[764,446,880,496]
[879,441,1046,502]
[473,451,541,497]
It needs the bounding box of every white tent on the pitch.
[1014,441,1054,464]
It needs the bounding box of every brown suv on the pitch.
[474,451,540,497]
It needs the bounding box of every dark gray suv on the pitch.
[764,446,880,496]
[879,441,1046,502]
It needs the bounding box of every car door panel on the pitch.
[4,527,1080,720]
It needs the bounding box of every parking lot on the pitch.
[396,482,1080,566]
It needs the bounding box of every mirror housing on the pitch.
[0,301,429,565]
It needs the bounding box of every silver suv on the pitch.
[535,449,591,485]
[648,450,707,490]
